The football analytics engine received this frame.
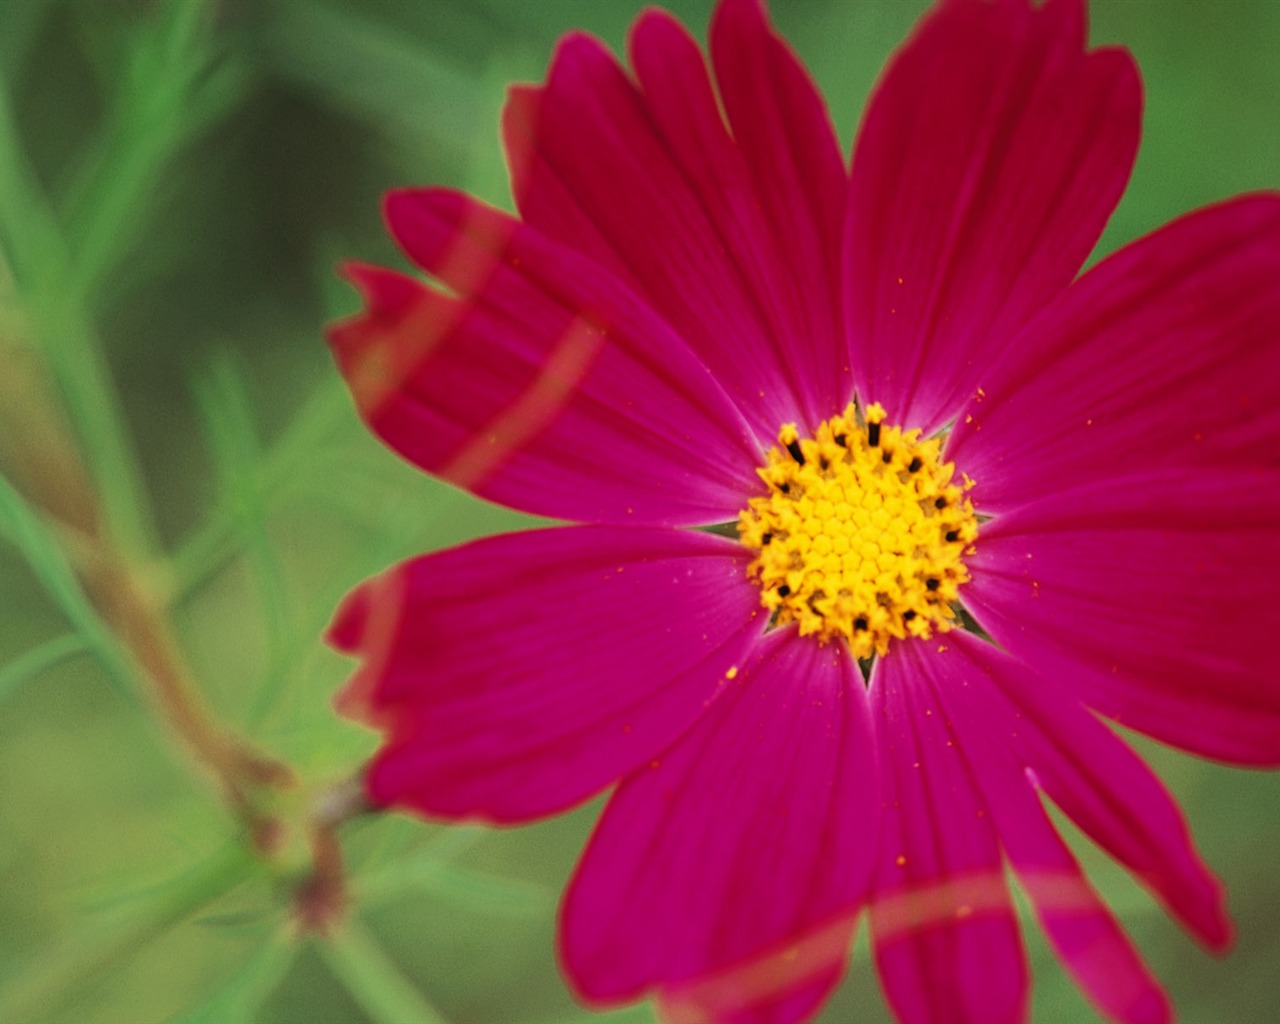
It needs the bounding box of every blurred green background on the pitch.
[1,1,1278,1022]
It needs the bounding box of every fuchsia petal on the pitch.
[920,635,1172,1024]
[706,0,849,425]
[966,467,1280,765]
[845,0,1140,435]
[503,4,847,439]
[870,651,1027,1024]
[950,194,1280,513]
[332,197,765,526]
[951,632,1229,947]
[328,527,765,823]
[561,628,876,1024]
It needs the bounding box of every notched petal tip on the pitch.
[324,262,457,427]
[327,262,422,350]
[326,566,411,726]
[325,581,374,653]
[385,187,523,296]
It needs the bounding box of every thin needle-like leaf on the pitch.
[0,843,254,1024]
[60,0,249,309]
[170,933,298,1024]
[0,80,158,557]
[0,633,86,704]
[320,921,450,1024]
[193,351,293,714]
[168,378,351,601]
[357,858,552,915]
[0,472,133,696]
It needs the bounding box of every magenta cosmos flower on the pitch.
[326,0,1280,1021]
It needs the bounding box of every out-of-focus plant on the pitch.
[2,2,1279,1024]
[0,1,571,1021]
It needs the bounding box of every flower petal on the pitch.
[503,5,848,439]
[329,527,766,823]
[870,648,1027,1024]
[923,634,1173,1024]
[706,0,849,423]
[845,0,1140,434]
[343,190,763,526]
[965,467,1280,765]
[950,194,1280,513]
[947,631,1228,949]
[561,627,876,1024]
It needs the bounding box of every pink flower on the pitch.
[326,1,1280,1022]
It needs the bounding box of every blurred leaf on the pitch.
[0,0,53,88]
[169,377,351,601]
[193,350,293,697]
[192,907,276,930]
[61,0,251,310]
[0,471,134,696]
[539,1002,661,1024]
[263,1,483,169]
[0,632,86,704]
[0,81,158,557]
[321,921,450,1024]
[0,842,254,1024]
[358,856,550,916]
[354,824,547,916]
[0,78,66,292]
[569,1005,660,1024]
[171,936,298,1024]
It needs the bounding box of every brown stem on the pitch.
[2,297,364,925]
[0,340,102,539]
[67,528,296,851]
[1,324,294,853]
[295,773,373,934]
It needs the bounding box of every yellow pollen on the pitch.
[738,403,978,658]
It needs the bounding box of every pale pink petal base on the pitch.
[329,527,766,822]
[562,628,877,1024]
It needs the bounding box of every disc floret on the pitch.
[738,403,977,658]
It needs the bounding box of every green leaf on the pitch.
[168,378,351,601]
[0,79,158,558]
[0,633,87,704]
[263,1,482,169]
[0,843,255,1024]
[171,937,297,1024]
[0,471,134,696]
[358,858,551,915]
[60,0,251,309]
[547,1003,660,1024]
[0,0,53,88]
[320,922,450,1024]
[0,77,66,293]
[192,351,293,699]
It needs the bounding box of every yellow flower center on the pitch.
[738,403,978,659]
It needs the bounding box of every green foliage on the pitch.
[0,633,85,704]
[321,923,451,1024]
[170,938,297,1024]
[1,2,1279,1024]
[0,472,133,696]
